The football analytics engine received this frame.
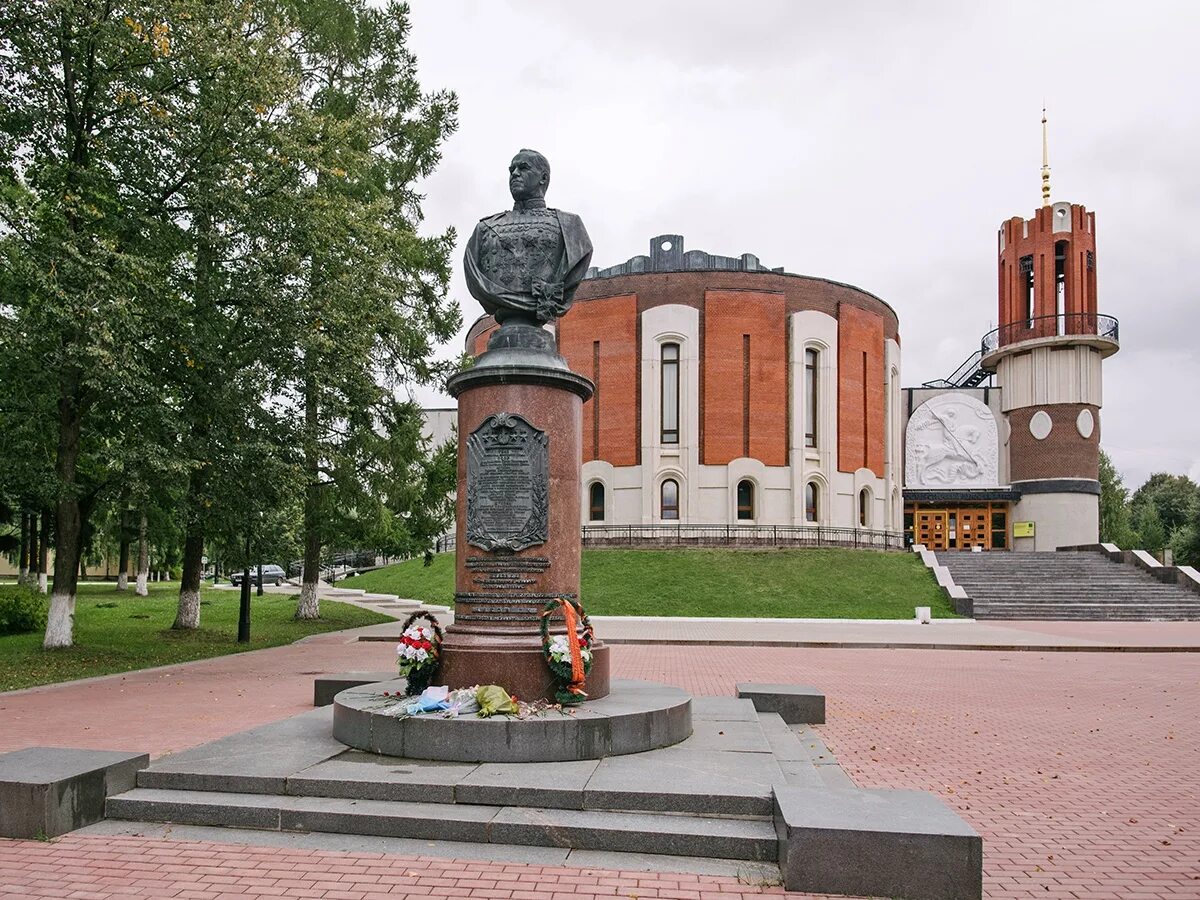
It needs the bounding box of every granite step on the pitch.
[138,742,783,818]
[105,788,778,861]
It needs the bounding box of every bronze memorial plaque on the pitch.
[466,412,549,552]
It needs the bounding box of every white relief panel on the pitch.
[905,394,1000,488]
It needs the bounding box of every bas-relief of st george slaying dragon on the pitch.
[905,393,1000,488]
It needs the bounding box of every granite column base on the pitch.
[443,347,604,703]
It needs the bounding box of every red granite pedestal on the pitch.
[440,355,609,703]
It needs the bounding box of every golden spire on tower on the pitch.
[1041,107,1051,207]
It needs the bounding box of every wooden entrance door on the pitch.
[958,508,989,550]
[916,511,948,550]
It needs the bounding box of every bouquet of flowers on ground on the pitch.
[396,612,442,696]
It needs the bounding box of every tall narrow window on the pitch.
[742,335,751,457]
[858,488,871,527]
[736,480,754,520]
[1019,254,1034,327]
[1054,240,1068,334]
[591,340,601,459]
[661,343,679,445]
[805,482,818,523]
[804,349,818,448]
[660,479,679,520]
[588,482,605,522]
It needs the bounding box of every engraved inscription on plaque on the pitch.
[466,413,549,552]
[466,556,550,591]
[454,591,577,624]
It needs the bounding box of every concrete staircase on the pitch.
[938,550,1200,620]
[100,701,844,871]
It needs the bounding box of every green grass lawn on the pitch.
[347,548,953,619]
[0,582,390,693]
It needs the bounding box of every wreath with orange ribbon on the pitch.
[539,596,594,705]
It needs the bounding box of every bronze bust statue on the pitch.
[464,150,592,325]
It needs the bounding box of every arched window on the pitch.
[736,480,754,520]
[858,488,872,527]
[805,482,819,523]
[661,343,679,444]
[804,348,819,448]
[660,478,679,520]
[588,482,605,522]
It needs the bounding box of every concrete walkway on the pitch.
[2,623,1199,898]
[358,615,1200,651]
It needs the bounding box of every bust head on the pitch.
[509,149,550,202]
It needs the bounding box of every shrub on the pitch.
[0,587,48,636]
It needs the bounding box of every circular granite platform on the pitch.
[331,678,692,763]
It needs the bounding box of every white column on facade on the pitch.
[640,304,700,523]
[885,338,902,529]
[789,311,839,526]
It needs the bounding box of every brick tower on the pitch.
[981,112,1120,550]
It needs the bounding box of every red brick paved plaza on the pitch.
[2,628,1198,899]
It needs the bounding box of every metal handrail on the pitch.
[923,349,987,389]
[980,313,1119,357]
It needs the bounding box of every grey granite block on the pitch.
[280,795,497,843]
[105,788,282,830]
[140,706,345,794]
[755,713,814,762]
[313,672,401,706]
[689,696,760,721]
[776,759,824,787]
[287,750,477,804]
[491,806,777,861]
[583,748,780,816]
[0,747,148,838]
[736,683,825,724]
[79,819,571,864]
[334,679,692,763]
[457,759,599,809]
[682,719,772,753]
[790,724,837,764]
[773,787,982,900]
[817,766,856,789]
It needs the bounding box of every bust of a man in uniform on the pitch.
[464,149,592,326]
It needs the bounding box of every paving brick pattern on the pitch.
[0,835,824,899]
[2,630,1199,898]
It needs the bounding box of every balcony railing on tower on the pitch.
[981,312,1119,357]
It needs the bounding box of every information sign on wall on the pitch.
[1013,521,1036,538]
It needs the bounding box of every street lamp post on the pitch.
[238,534,251,644]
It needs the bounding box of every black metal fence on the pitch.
[980,312,1119,356]
[434,525,904,552]
[581,523,904,550]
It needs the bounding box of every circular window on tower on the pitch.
[1029,410,1053,440]
[1076,408,1095,439]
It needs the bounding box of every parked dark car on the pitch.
[229,564,287,587]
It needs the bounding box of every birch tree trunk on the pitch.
[45,378,84,648]
[174,524,203,629]
[296,374,321,620]
[136,511,149,596]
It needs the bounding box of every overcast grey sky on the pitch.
[403,0,1200,490]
